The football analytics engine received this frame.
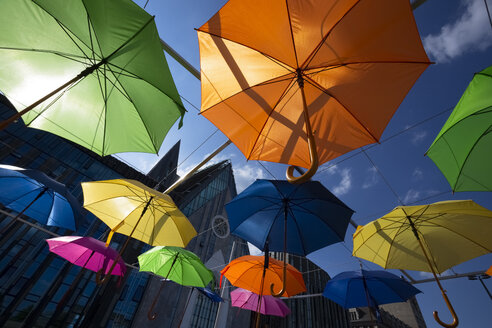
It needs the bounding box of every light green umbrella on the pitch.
[0,0,185,155]
[427,65,492,191]
[138,246,214,320]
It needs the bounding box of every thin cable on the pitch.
[361,148,405,205]
[143,0,150,9]
[485,0,492,30]
[317,106,453,175]
[257,161,277,180]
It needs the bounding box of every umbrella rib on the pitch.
[285,0,300,68]
[286,205,308,255]
[196,30,295,73]
[30,1,99,62]
[54,19,93,63]
[199,72,296,116]
[305,0,380,70]
[418,219,492,253]
[104,65,161,154]
[292,203,348,242]
[305,60,432,72]
[0,47,89,61]
[246,78,300,161]
[451,126,492,191]
[105,62,186,113]
[90,58,108,153]
[380,220,411,269]
[300,0,363,69]
[304,76,379,143]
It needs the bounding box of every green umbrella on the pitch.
[427,65,492,191]
[138,246,214,320]
[0,0,185,155]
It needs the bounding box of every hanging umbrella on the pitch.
[231,288,291,317]
[197,0,430,183]
[323,269,421,309]
[352,200,492,328]
[426,64,492,191]
[195,287,223,303]
[0,0,185,155]
[46,236,126,277]
[220,255,306,297]
[487,266,492,276]
[0,164,81,232]
[81,179,197,283]
[226,179,352,296]
[138,246,214,320]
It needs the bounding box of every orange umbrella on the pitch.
[197,0,431,183]
[487,266,492,276]
[220,255,306,297]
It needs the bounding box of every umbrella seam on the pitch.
[284,0,300,69]
[303,76,379,143]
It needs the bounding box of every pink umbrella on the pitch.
[230,288,291,317]
[46,236,126,276]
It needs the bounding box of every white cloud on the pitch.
[362,167,378,189]
[248,243,263,256]
[332,168,353,196]
[411,130,428,145]
[233,164,265,192]
[412,168,424,180]
[423,0,492,62]
[419,269,453,279]
[403,189,421,204]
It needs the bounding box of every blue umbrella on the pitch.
[226,179,353,296]
[195,287,223,303]
[0,164,81,231]
[322,269,422,309]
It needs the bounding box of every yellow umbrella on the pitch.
[81,179,197,283]
[353,200,492,328]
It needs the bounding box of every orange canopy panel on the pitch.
[197,0,431,168]
[487,265,492,276]
[220,255,306,297]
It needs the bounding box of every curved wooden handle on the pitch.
[270,262,287,297]
[433,290,459,328]
[286,134,318,184]
[95,255,120,285]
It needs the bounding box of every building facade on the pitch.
[0,98,250,328]
[259,253,351,328]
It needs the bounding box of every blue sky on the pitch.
[118,0,492,326]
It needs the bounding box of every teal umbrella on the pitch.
[0,0,185,155]
[427,65,492,191]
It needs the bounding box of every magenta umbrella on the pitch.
[230,288,291,317]
[46,236,126,277]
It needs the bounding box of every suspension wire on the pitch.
[143,0,150,9]
[317,106,453,175]
[485,0,492,31]
[361,148,405,205]
[257,161,278,180]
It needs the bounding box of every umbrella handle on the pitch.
[95,257,119,285]
[285,134,318,184]
[433,290,459,328]
[270,262,287,297]
[148,281,167,320]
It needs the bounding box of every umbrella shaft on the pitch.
[0,188,48,234]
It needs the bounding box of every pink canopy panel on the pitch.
[231,288,291,317]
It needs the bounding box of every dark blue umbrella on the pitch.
[195,287,223,303]
[226,179,353,256]
[322,269,422,309]
[226,179,353,296]
[0,164,81,231]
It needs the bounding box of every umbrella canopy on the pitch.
[231,288,291,317]
[138,246,214,320]
[353,200,492,328]
[82,179,196,247]
[0,0,185,155]
[487,266,492,276]
[196,287,223,303]
[138,246,214,288]
[322,269,421,309]
[352,200,492,274]
[197,0,430,182]
[427,65,492,191]
[46,236,126,276]
[226,179,353,256]
[220,255,306,297]
[0,164,81,231]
